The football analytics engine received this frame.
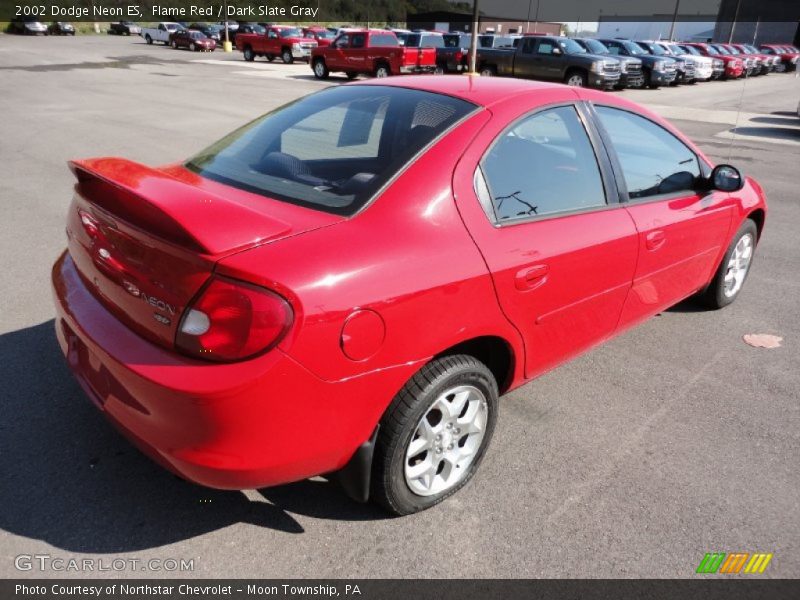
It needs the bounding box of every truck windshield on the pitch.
[559,39,587,54]
[622,41,647,55]
[582,39,609,54]
[186,86,477,216]
[680,44,700,56]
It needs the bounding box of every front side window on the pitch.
[351,33,366,48]
[187,86,476,216]
[479,106,606,223]
[595,106,700,200]
[536,40,557,55]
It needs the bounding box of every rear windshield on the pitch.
[186,86,477,216]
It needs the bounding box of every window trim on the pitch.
[587,102,712,205]
[474,101,620,228]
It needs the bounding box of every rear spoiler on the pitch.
[69,158,291,256]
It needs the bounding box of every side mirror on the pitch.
[711,164,744,192]
[552,47,562,55]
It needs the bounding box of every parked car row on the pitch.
[463,35,799,90]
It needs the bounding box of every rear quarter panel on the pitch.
[216,109,524,390]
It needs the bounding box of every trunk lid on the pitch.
[66,157,336,349]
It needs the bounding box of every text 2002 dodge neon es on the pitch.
[52,77,766,515]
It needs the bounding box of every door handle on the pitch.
[515,264,549,291]
[645,230,666,251]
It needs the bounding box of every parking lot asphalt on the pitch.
[0,34,798,579]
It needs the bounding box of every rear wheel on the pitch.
[312,58,329,79]
[243,46,254,62]
[281,48,293,64]
[371,355,498,516]
[478,64,496,76]
[145,34,152,45]
[701,219,757,309]
[171,40,177,49]
[374,63,390,78]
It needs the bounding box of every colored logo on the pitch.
[696,552,773,574]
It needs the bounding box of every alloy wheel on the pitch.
[404,385,488,497]
[723,233,754,298]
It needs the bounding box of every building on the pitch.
[406,10,562,35]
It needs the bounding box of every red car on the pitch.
[302,26,336,47]
[311,29,437,79]
[758,44,799,72]
[683,42,744,78]
[236,25,317,63]
[170,29,216,52]
[52,78,766,515]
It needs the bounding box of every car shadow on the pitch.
[665,296,707,313]
[771,110,799,117]
[729,125,800,142]
[0,321,383,553]
[748,116,800,127]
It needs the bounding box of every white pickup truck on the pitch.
[140,22,184,45]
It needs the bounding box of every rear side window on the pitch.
[187,86,476,216]
[595,106,700,200]
[370,33,398,47]
[478,105,606,223]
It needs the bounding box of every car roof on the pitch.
[353,76,568,108]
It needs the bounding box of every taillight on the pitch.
[455,50,463,61]
[175,276,292,362]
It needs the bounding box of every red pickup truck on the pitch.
[236,25,317,64]
[311,29,436,79]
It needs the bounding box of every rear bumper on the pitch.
[51,251,419,490]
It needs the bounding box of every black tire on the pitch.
[145,34,152,45]
[266,54,275,62]
[345,71,358,80]
[312,58,329,79]
[478,64,496,77]
[701,219,758,309]
[564,69,587,87]
[281,48,293,64]
[171,40,177,49]
[371,355,499,516]
[243,46,254,62]
[434,64,445,75]
[644,68,660,89]
[374,63,391,78]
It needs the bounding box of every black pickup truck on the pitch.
[476,35,621,89]
[573,37,644,88]
[596,38,678,88]
[436,33,471,73]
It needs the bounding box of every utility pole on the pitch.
[728,0,743,43]
[668,0,681,41]
[467,0,480,74]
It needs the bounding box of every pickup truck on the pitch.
[597,38,678,88]
[572,38,644,88]
[436,33,472,73]
[236,25,318,64]
[140,22,183,45]
[311,29,437,79]
[477,35,621,90]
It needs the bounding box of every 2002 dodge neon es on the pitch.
[52,77,766,515]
